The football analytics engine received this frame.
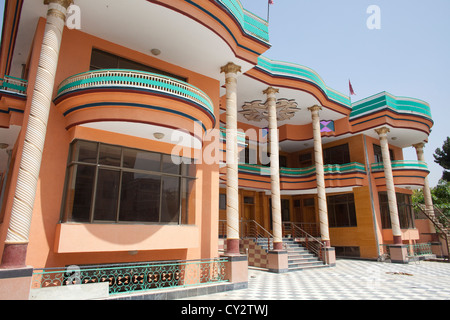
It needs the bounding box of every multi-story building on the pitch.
[0,0,441,299]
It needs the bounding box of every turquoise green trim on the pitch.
[371,160,429,172]
[0,76,27,95]
[56,69,214,115]
[256,56,351,108]
[238,162,366,177]
[351,92,432,121]
[219,127,247,146]
[216,0,269,43]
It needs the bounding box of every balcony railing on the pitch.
[56,69,214,115]
[31,258,228,296]
[238,162,366,177]
[0,75,27,95]
[371,160,429,172]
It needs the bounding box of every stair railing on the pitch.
[415,204,449,262]
[241,220,277,251]
[283,222,328,265]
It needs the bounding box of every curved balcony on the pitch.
[230,162,367,191]
[256,56,351,109]
[371,160,429,188]
[350,92,433,136]
[216,0,269,43]
[54,69,216,134]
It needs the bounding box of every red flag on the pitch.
[349,80,356,96]
[269,0,274,4]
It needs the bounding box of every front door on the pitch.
[301,197,316,224]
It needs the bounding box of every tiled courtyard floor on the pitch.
[180,259,450,300]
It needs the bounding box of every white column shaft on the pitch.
[5,2,69,244]
[310,106,330,242]
[377,128,402,239]
[266,88,282,244]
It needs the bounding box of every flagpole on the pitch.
[267,1,270,22]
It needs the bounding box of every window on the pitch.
[219,194,226,210]
[61,140,196,224]
[279,155,288,168]
[243,196,254,204]
[335,246,360,258]
[373,144,394,163]
[378,192,415,229]
[323,144,350,165]
[90,49,187,82]
[298,153,312,168]
[327,193,357,227]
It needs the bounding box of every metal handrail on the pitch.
[241,219,276,251]
[283,222,328,265]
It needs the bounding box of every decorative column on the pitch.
[413,143,437,237]
[264,87,283,250]
[220,62,241,255]
[308,106,330,247]
[375,127,402,245]
[0,0,74,269]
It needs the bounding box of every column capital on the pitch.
[263,87,279,96]
[44,0,74,9]
[308,105,322,113]
[375,126,390,136]
[220,62,241,75]
[413,142,425,150]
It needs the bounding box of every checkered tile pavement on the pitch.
[181,259,450,300]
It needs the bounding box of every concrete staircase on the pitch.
[255,238,327,271]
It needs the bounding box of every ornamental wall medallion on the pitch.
[239,98,299,122]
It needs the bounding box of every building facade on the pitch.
[0,0,438,298]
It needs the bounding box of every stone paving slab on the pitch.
[179,259,450,300]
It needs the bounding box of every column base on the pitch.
[220,254,248,285]
[267,250,288,273]
[272,242,283,251]
[321,246,336,266]
[0,267,33,300]
[0,243,28,269]
[225,239,240,255]
[393,235,403,245]
[389,244,409,264]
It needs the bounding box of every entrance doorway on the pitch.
[293,196,317,235]
[243,196,255,221]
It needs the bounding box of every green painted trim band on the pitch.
[351,92,432,120]
[257,56,351,108]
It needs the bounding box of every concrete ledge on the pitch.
[107,282,247,300]
[29,282,109,300]
[0,267,33,300]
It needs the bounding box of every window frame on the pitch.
[89,48,187,82]
[60,140,196,225]
[378,192,415,230]
[323,143,350,165]
[326,193,357,227]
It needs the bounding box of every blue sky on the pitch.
[242,0,450,187]
[0,0,448,186]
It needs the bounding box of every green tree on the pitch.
[434,137,450,181]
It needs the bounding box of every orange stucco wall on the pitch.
[0,18,221,268]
